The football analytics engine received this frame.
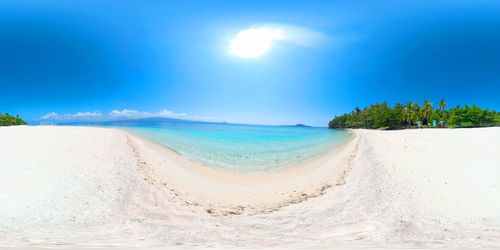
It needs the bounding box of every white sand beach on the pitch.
[0,126,499,248]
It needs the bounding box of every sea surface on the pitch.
[86,120,350,172]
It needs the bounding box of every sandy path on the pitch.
[0,126,499,248]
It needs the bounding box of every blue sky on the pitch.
[1,0,500,126]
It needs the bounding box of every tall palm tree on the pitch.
[438,98,448,110]
[421,100,434,125]
[394,103,404,110]
[354,107,361,114]
[393,103,405,126]
[402,102,417,127]
[360,107,368,127]
[438,98,448,120]
[351,107,362,128]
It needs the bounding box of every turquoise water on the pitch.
[113,123,349,172]
[112,122,350,172]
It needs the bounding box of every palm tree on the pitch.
[360,107,368,127]
[354,107,361,114]
[393,103,404,126]
[438,98,448,110]
[420,100,434,125]
[353,107,362,128]
[437,98,448,120]
[394,103,404,110]
[402,102,417,127]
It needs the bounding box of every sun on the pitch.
[230,28,283,58]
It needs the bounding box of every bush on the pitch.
[0,113,27,126]
[460,121,474,128]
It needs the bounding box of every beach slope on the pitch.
[0,126,499,248]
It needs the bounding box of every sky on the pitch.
[1,0,500,126]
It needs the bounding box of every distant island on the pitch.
[280,124,311,127]
[329,99,500,129]
[0,113,27,126]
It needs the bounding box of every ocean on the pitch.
[90,120,350,172]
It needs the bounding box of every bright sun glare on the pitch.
[231,28,283,58]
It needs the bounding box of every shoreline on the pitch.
[120,127,359,215]
[122,126,355,176]
[117,126,350,174]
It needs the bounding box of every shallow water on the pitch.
[118,122,350,172]
[100,122,349,172]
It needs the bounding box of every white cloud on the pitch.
[158,109,187,117]
[243,23,325,47]
[39,111,102,120]
[109,109,143,118]
[73,111,103,118]
[109,109,187,119]
[230,23,327,58]
[264,23,325,47]
[38,108,216,123]
[41,112,58,119]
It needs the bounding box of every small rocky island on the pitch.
[280,124,311,127]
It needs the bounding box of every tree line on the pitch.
[329,99,500,129]
[0,113,28,126]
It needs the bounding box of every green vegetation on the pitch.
[329,99,500,129]
[0,113,28,126]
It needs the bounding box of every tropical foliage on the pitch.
[329,99,500,129]
[0,113,28,126]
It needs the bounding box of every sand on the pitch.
[0,126,499,248]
